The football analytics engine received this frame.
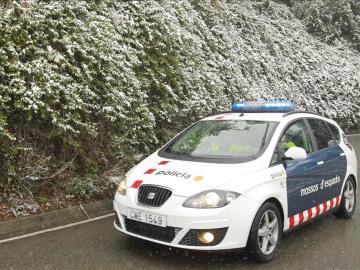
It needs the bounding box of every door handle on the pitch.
[317,161,324,165]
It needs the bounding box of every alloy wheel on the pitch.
[257,210,279,255]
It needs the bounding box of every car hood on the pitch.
[126,152,266,197]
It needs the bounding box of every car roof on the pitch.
[202,112,285,122]
[202,111,336,125]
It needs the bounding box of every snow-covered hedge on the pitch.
[0,0,359,195]
[288,0,360,51]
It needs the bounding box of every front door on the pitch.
[277,120,320,218]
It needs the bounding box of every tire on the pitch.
[247,202,282,263]
[335,177,356,219]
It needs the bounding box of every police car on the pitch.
[113,101,357,262]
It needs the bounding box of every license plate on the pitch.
[127,208,167,227]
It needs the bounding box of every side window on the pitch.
[270,147,280,165]
[326,122,340,145]
[308,119,334,150]
[279,120,313,155]
[271,120,313,164]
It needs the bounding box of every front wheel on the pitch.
[335,177,356,219]
[247,202,282,263]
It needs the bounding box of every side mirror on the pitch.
[283,147,307,161]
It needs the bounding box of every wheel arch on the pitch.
[262,197,285,230]
[246,196,285,262]
[348,174,357,189]
[341,174,357,194]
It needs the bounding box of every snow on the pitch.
[0,0,359,189]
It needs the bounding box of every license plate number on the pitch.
[127,208,167,227]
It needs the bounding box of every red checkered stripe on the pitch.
[130,160,170,189]
[288,196,341,230]
[214,113,234,120]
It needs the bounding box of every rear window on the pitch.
[326,122,340,144]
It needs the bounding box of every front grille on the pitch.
[137,185,172,207]
[179,228,228,246]
[124,218,180,242]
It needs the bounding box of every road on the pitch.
[1,136,359,270]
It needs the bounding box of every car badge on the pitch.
[147,192,156,200]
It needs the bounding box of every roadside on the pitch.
[345,129,360,135]
[0,177,116,220]
[0,199,113,241]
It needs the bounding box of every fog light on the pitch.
[198,232,215,244]
[180,228,228,246]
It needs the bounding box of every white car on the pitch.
[113,101,357,262]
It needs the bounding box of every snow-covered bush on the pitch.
[0,0,359,197]
[285,0,360,51]
[64,175,113,200]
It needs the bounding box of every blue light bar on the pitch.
[231,101,295,113]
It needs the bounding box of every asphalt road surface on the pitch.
[1,136,359,270]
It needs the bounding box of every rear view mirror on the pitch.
[284,147,307,161]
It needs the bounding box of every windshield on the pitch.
[159,120,278,163]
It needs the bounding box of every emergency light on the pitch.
[231,101,294,113]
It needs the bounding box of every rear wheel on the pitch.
[335,177,356,219]
[248,202,282,263]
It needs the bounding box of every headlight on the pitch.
[183,190,240,208]
[117,178,127,195]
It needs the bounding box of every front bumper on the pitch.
[113,192,258,250]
